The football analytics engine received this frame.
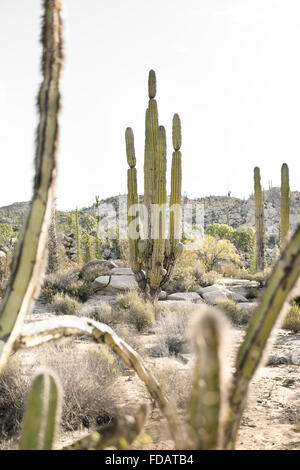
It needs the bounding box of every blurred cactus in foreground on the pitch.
[280,163,290,245]
[0,0,63,371]
[20,371,62,450]
[254,167,265,272]
[126,71,184,301]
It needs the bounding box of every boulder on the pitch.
[158,291,168,300]
[201,290,228,305]
[110,267,134,276]
[79,259,117,278]
[198,284,226,295]
[228,292,248,303]
[168,292,202,302]
[216,278,260,299]
[93,275,137,293]
[158,300,198,311]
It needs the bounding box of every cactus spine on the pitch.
[0,0,63,370]
[254,167,265,271]
[20,371,62,450]
[126,71,183,300]
[280,163,290,244]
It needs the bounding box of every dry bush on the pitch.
[40,272,93,304]
[282,301,300,333]
[0,358,30,441]
[36,343,121,431]
[52,293,81,315]
[78,300,122,325]
[167,249,198,293]
[117,291,155,332]
[152,365,191,410]
[152,304,196,356]
[217,299,254,325]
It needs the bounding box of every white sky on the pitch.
[1,0,300,210]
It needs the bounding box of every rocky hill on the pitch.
[2,188,300,250]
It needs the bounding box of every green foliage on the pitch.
[0,224,14,243]
[207,224,255,253]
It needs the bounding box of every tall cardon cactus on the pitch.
[280,163,290,244]
[254,167,265,271]
[125,71,184,301]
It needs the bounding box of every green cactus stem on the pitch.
[280,163,290,244]
[20,371,62,450]
[125,71,184,300]
[254,167,265,271]
[0,0,63,371]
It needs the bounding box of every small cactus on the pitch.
[254,167,265,271]
[280,163,290,244]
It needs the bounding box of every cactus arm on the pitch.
[221,223,300,449]
[20,371,62,450]
[169,114,182,248]
[64,404,147,450]
[13,315,184,448]
[150,126,167,293]
[0,0,63,370]
[254,167,265,271]
[188,309,223,450]
[126,127,141,274]
[280,163,290,243]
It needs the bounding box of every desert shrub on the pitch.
[167,249,198,293]
[217,299,242,324]
[207,224,255,254]
[113,325,144,359]
[117,291,154,332]
[51,293,81,315]
[40,272,93,304]
[37,344,120,431]
[79,300,122,325]
[0,224,14,243]
[153,305,195,356]
[192,261,219,287]
[0,358,30,440]
[152,365,191,410]
[217,299,254,325]
[282,301,300,333]
[200,235,242,272]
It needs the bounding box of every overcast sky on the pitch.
[1,0,300,210]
